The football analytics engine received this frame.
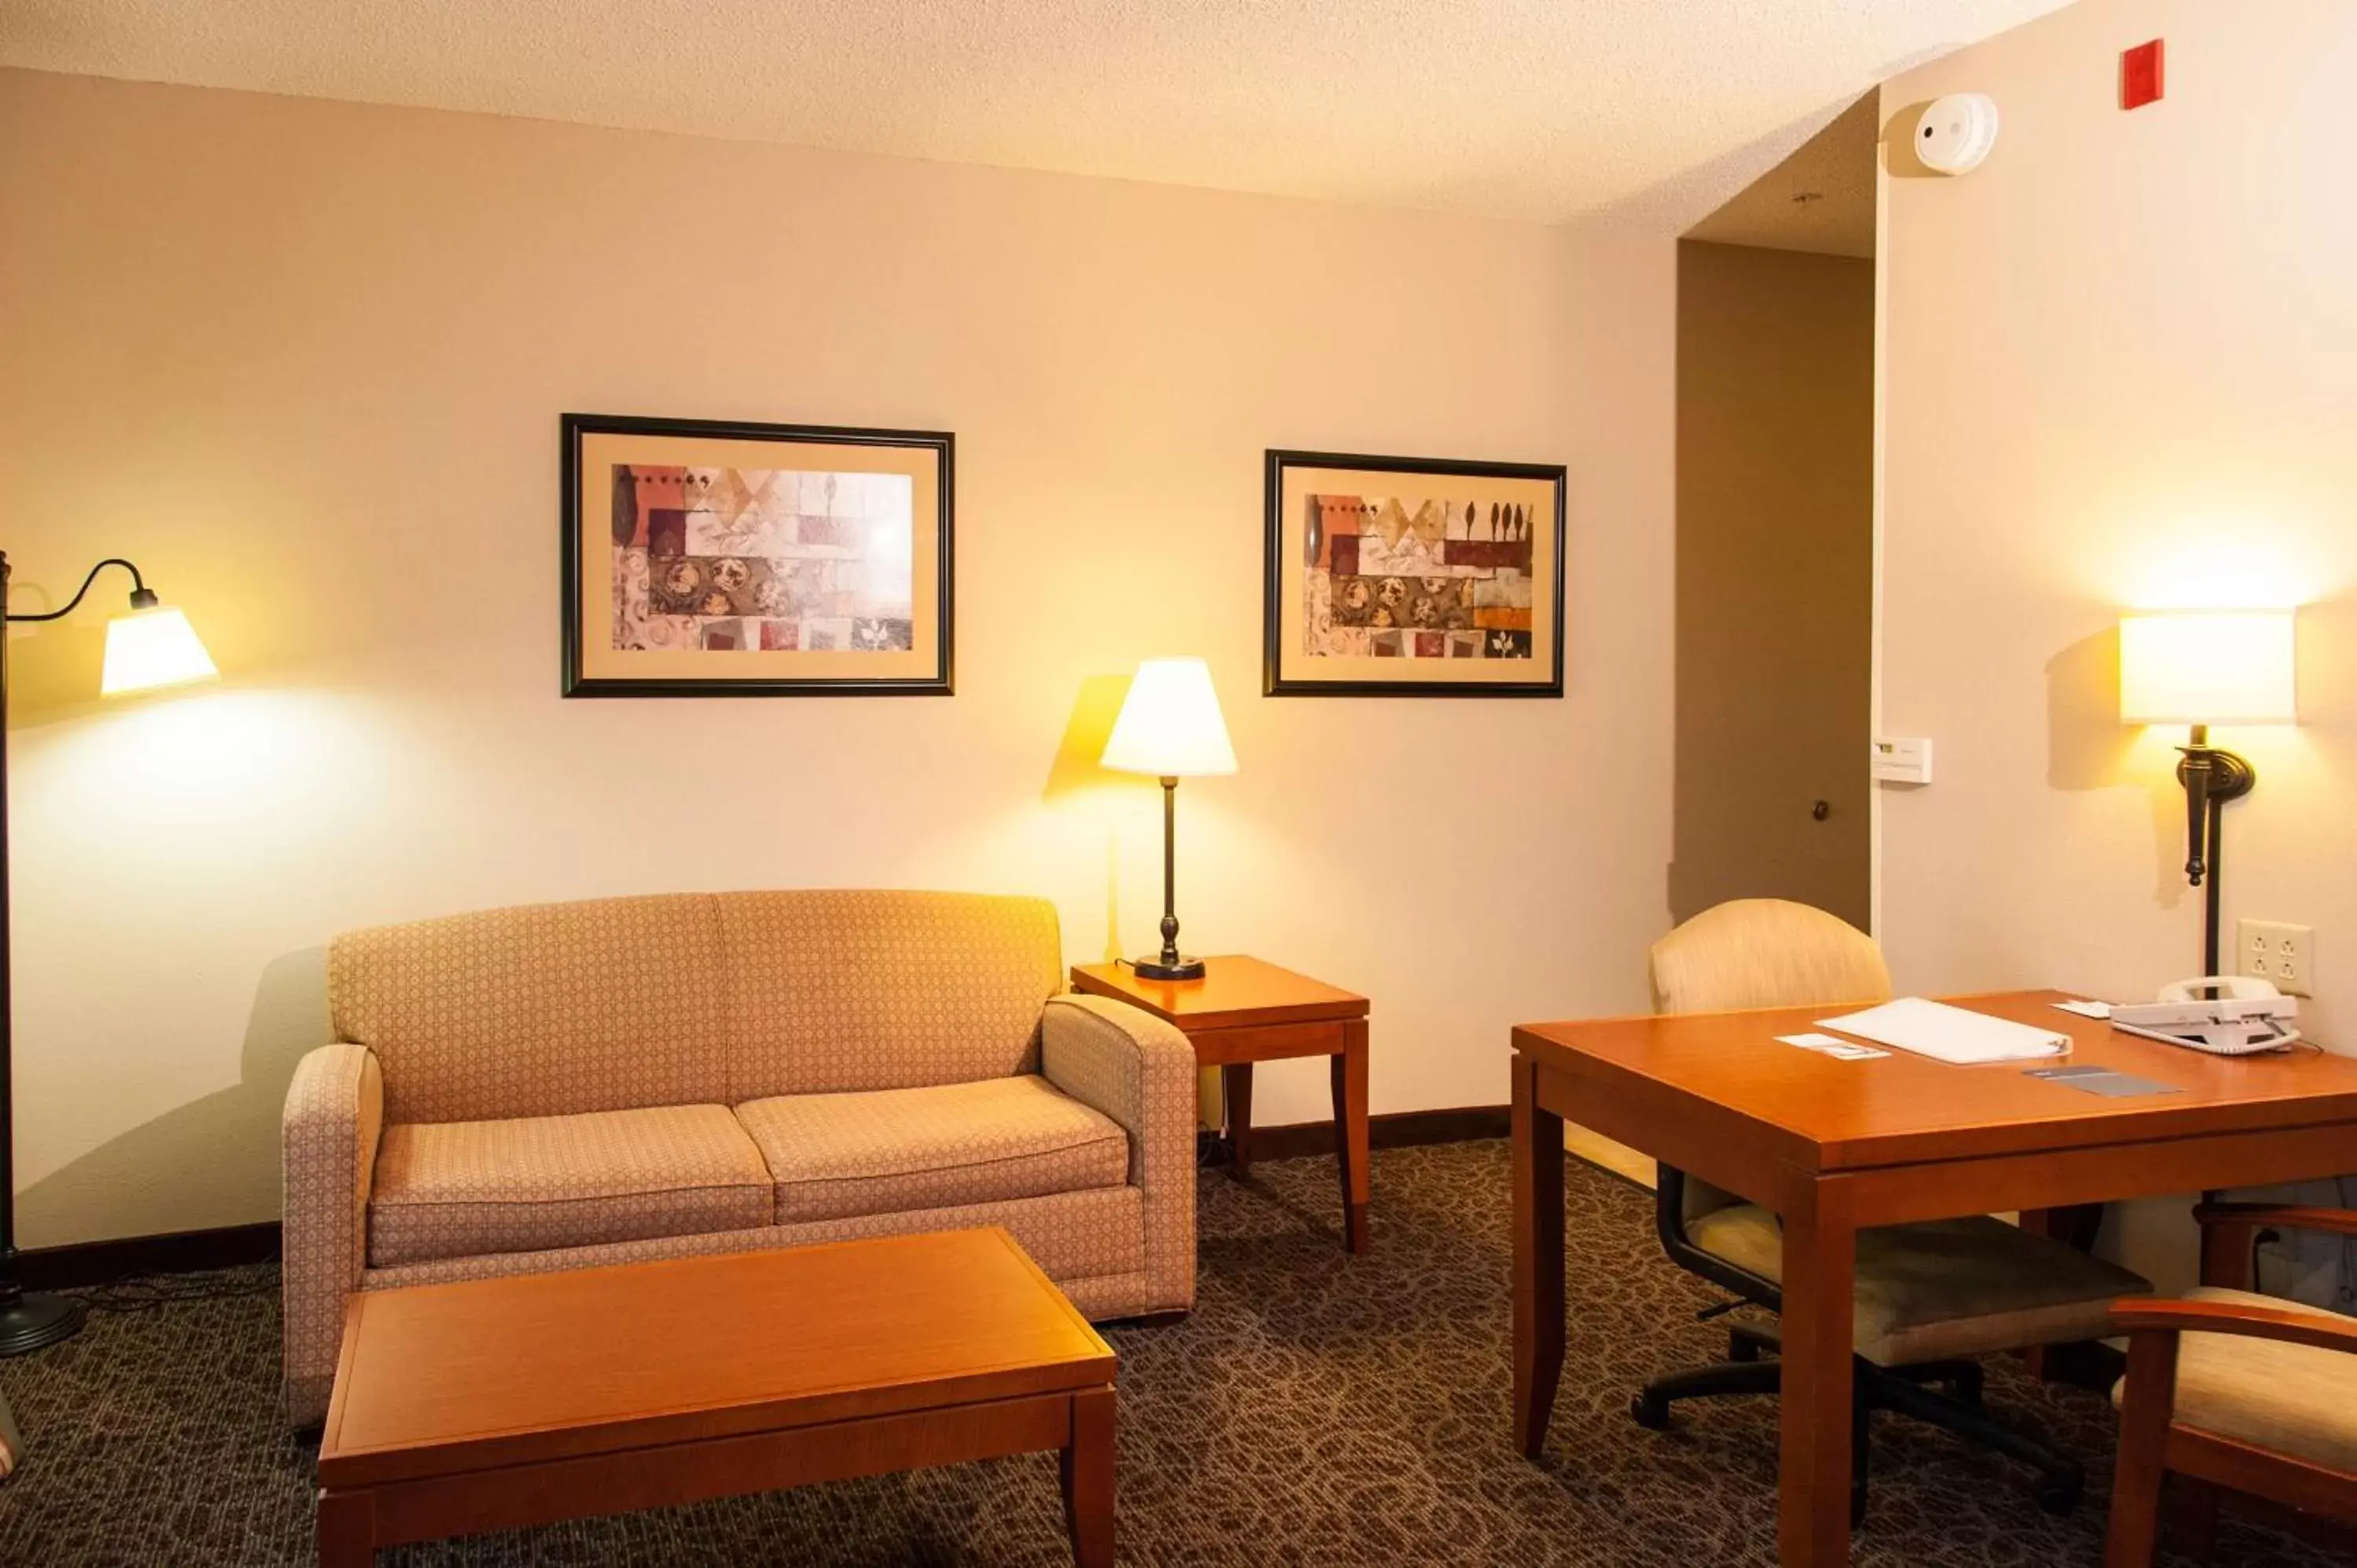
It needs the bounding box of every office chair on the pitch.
[1631,899,2151,1525]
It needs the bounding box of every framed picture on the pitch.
[562,413,953,697]
[1264,449,1566,697]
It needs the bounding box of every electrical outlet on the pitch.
[2237,919,2315,997]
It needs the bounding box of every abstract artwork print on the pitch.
[1264,450,1563,697]
[563,416,951,696]
[609,465,915,657]
[1299,493,1536,662]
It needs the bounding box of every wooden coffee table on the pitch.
[314,1228,1117,1566]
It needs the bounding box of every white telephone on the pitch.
[2110,976,2302,1057]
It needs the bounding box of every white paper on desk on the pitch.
[1776,1032,1889,1061]
[1815,998,2070,1064]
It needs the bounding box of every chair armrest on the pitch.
[1041,994,1197,1312]
[2194,1201,2357,1239]
[2194,1200,2357,1288]
[280,1042,383,1427]
[2113,1295,2357,1357]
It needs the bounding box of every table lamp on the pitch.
[2118,610,2297,975]
[0,553,217,1355]
[1101,658,1235,980]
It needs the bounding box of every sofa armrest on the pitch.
[1042,994,1197,1313]
[280,1042,383,1427]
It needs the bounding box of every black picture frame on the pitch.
[1263,448,1567,698]
[561,412,955,698]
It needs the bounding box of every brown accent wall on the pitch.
[1671,240,1875,929]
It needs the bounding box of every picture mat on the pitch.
[1274,463,1561,687]
[576,429,943,684]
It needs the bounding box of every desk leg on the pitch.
[1221,1062,1255,1176]
[315,1489,375,1568]
[1779,1176,1857,1568]
[1332,1020,1371,1253]
[1061,1386,1116,1568]
[1511,1053,1565,1459]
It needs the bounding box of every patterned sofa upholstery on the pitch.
[280,889,1197,1426]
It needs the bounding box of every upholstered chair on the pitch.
[2104,1202,2357,1566]
[1630,898,2151,1522]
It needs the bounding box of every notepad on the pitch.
[1816,998,2071,1064]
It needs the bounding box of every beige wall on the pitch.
[1881,2,2357,1296]
[1673,240,1875,929]
[0,69,1676,1246]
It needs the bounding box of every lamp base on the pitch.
[0,1289,86,1357]
[1133,954,1206,982]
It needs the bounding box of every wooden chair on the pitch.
[1634,899,2150,1522]
[2106,1201,2357,1566]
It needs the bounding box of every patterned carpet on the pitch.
[0,1141,2330,1566]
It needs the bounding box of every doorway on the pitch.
[1669,93,1879,931]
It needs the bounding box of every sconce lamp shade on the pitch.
[101,606,218,697]
[1102,658,1237,777]
[2119,611,2296,727]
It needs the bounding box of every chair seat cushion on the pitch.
[734,1075,1131,1225]
[2111,1287,2357,1475]
[368,1104,774,1267]
[1687,1205,2151,1365]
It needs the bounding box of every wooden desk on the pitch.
[316,1229,1116,1566]
[1071,956,1372,1252]
[1508,990,2357,1568]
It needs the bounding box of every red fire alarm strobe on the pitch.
[2123,38,2165,109]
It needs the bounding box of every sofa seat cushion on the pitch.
[734,1075,1131,1225]
[2110,1287,2357,1475]
[1688,1207,2150,1366]
[368,1104,774,1268]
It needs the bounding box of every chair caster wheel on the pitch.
[2033,1477,2082,1515]
[1728,1332,1760,1363]
[1629,1393,1671,1431]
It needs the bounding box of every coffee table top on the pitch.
[319,1227,1114,1489]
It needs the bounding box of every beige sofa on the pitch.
[280,889,1197,1426]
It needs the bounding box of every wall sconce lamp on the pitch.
[1100,658,1236,980]
[2118,610,2297,975]
[0,552,218,1355]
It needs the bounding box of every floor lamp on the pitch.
[0,552,216,1355]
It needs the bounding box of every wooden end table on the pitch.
[1071,955,1372,1253]
[315,1229,1116,1566]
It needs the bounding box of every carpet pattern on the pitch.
[0,1141,2331,1566]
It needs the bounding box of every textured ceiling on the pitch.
[1686,92,1881,258]
[0,1,2069,225]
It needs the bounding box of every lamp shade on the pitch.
[101,606,218,697]
[2119,610,2296,726]
[1102,658,1237,777]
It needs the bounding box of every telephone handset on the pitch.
[2110,976,2301,1057]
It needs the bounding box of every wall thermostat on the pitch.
[1873,736,1934,786]
[1917,93,2001,175]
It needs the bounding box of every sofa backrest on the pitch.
[329,889,1065,1124]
